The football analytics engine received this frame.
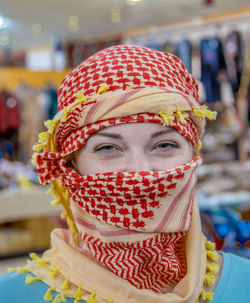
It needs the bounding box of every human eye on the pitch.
[94,144,119,153]
[154,141,178,150]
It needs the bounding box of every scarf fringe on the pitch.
[32,85,217,158]
[8,235,219,303]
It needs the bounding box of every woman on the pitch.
[1,45,249,303]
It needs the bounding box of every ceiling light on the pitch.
[0,15,9,29]
[110,7,121,23]
[0,17,4,27]
[0,30,10,46]
[68,16,79,32]
[32,23,42,35]
[127,0,143,4]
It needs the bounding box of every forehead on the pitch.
[89,122,181,138]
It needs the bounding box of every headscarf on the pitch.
[25,45,219,303]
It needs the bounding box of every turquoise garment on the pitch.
[0,272,86,303]
[212,252,250,303]
[0,252,249,302]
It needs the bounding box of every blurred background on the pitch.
[0,0,250,273]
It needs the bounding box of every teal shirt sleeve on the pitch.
[0,272,86,303]
[212,252,250,303]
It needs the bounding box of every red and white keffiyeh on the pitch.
[29,45,218,303]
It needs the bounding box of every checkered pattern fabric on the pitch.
[37,113,199,185]
[57,45,199,111]
[55,156,201,293]
[50,45,202,152]
[61,157,200,233]
[33,45,212,296]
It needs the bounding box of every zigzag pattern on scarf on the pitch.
[81,232,186,293]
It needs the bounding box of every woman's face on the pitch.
[74,123,193,175]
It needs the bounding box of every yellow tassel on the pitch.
[30,252,49,266]
[48,265,60,279]
[76,92,87,103]
[207,251,218,262]
[108,299,113,303]
[74,283,83,303]
[60,276,70,290]
[197,140,202,151]
[192,106,206,119]
[207,263,219,274]
[205,240,215,251]
[61,107,69,122]
[61,212,67,219]
[205,292,214,301]
[44,120,55,128]
[51,199,61,206]
[31,153,38,165]
[97,84,109,95]
[44,287,56,301]
[200,105,217,120]
[200,289,214,301]
[25,275,43,284]
[47,186,54,194]
[37,259,49,266]
[159,111,174,126]
[52,189,61,200]
[125,86,131,90]
[44,119,59,134]
[52,294,66,303]
[67,217,78,243]
[33,143,47,151]
[67,217,78,234]
[8,267,17,273]
[176,107,188,124]
[73,232,79,243]
[204,272,215,286]
[205,109,217,120]
[30,252,39,260]
[16,267,31,274]
[39,132,50,143]
[200,289,206,300]
[87,290,98,303]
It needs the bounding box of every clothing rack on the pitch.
[123,7,250,44]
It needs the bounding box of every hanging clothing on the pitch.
[0,90,20,135]
[45,87,58,120]
[223,30,244,93]
[175,39,192,73]
[200,37,225,103]
[0,90,21,159]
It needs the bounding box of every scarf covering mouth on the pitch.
[60,156,201,233]
[59,156,201,293]
[27,45,219,303]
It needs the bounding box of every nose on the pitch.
[122,150,152,172]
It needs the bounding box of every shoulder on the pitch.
[0,271,49,303]
[0,272,85,303]
[212,252,250,303]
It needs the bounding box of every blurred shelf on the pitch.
[0,187,61,224]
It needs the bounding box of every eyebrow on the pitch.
[93,128,177,140]
[151,129,177,138]
[93,132,122,139]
